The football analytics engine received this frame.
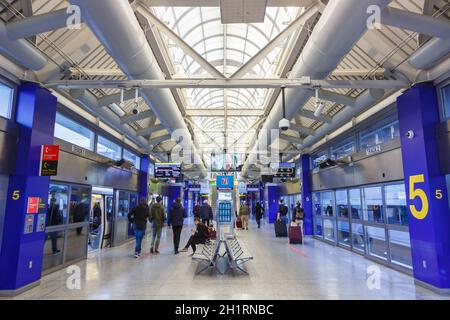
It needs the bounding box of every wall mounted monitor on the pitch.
[271,162,296,178]
[216,175,234,190]
[154,163,181,178]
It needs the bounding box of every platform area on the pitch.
[5,220,449,300]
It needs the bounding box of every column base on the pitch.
[414,278,450,295]
[0,280,41,297]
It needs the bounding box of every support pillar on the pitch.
[267,185,279,224]
[397,82,450,291]
[139,155,149,201]
[0,83,57,295]
[301,154,313,235]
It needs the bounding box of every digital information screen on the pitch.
[216,175,234,190]
[154,163,181,178]
[271,163,296,178]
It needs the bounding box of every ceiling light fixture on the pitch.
[314,87,325,117]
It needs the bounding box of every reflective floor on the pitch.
[7,219,450,300]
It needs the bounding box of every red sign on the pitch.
[27,197,39,214]
[42,145,59,161]
[39,145,59,176]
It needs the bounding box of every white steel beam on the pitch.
[149,134,172,146]
[297,110,333,123]
[186,108,265,117]
[288,123,315,136]
[231,4,321,79]
[137,124,166,136]
[120,110,155,124]
[47,78,409,89]
[136,5,225,79]
[280,134,303,145]
[138,0,316,7]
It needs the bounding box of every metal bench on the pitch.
[192,240,221,274]
[224,238,253,274]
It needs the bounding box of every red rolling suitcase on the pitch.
[235,218,242,229]
[289,224,303,244]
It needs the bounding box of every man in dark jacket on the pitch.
[180,217,209,255]
[277,199,289,225]
[168,197,187,254]
[199,200,213,226]
[254,202,264,229]
[193,201,201,218]
[128,197,150,258]
[149,196,166,254]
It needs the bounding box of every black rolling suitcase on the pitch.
[274,220,288,237]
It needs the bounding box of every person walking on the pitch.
[193,200,201,218]
[127,198,150,258]
[180,217,209,255]
[149,196,166,254]
[293,201,304,223]
[277,199,289,225]
[254,202,264,229]
[239,201,250,230]
[199,200,213,227]
[168,197,187,254]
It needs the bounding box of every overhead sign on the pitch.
[216,176,234,190]
[39,145,59,176]
[189,184,201,192]
[154,163,181,178]
[247,184,259,192]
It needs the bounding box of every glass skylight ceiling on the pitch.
[151,6,301,152]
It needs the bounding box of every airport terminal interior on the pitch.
[0,0,450,300]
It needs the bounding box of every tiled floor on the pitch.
[6,219,450,300]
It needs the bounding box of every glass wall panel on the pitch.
[65,226,88,262]
[331,137,356,160]
[349,188,363,220]
[359,120,400,149]
[337,220,351,247]
[314,217,323,236]
[117,191,130,217]
[389,229,412,268]
[123,149,140,169]
[313,192,321,216]
[311,150,328,169]
[363,186,384,223]
[351,223,365,253]
[385,184,408,226]
[69,186,91,225]
[366,226,388,260]
[321,191,334,217]
[42,230,65,271]
[48,184,69,226]
[441,83,450,119]
[336,190,349,218]
[54,113,95,150]
[0,82,14,119]
[323,219,335,242]
[97,135,122,160]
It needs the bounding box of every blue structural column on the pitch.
[183,182,189,214]
[397,82,450,291]
[0,83,57,294]
[139,155,149,201]
[267,185,279,224]
[301,154,313,235]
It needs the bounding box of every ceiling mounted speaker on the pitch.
[220,0,268,24]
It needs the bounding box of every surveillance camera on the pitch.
[405,130,415,139]
[132,108,140,115]
[279,118,290,131]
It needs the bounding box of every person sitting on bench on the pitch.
[180,217,209,255]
